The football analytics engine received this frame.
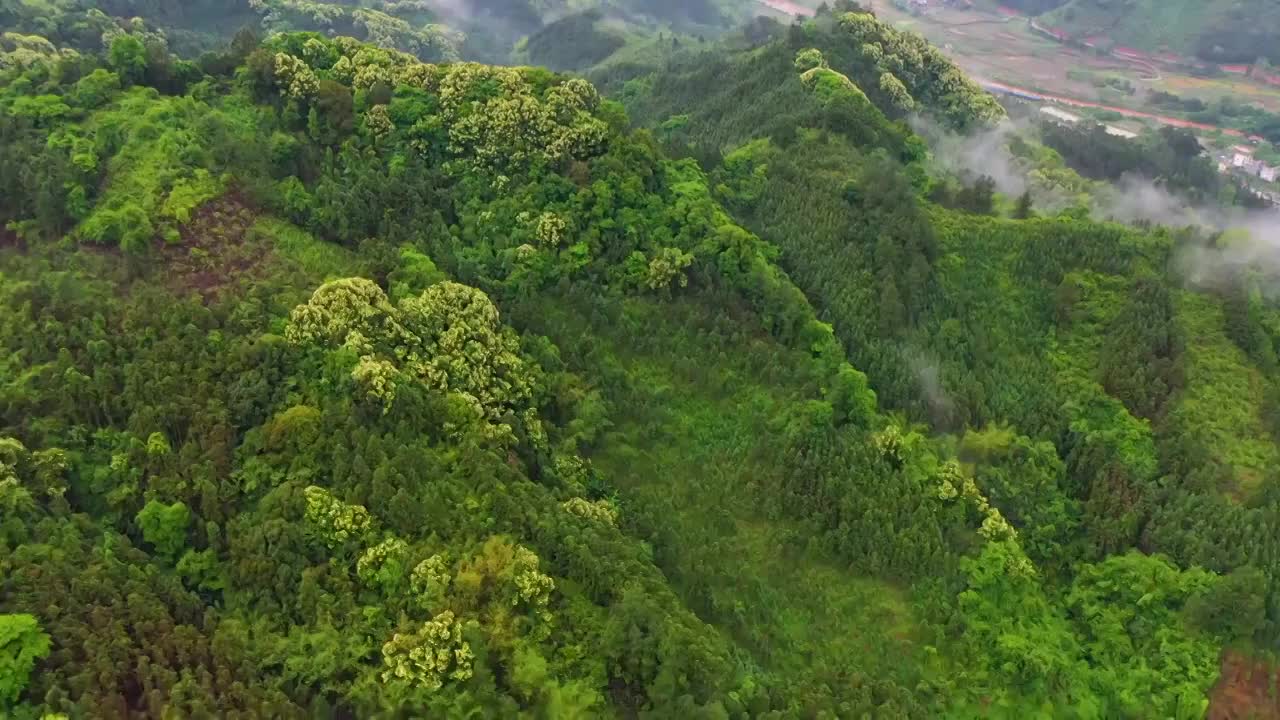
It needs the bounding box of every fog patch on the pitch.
[911,116,1029,198]
[910,113,1280,294]
[1176,210,1280,295]
[425,0,476,21]
[907,351,956,426]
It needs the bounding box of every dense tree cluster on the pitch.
[3,6,1280,719]
[1038,122,1260,207]
[837,11,1004,129]
[617,10,1280,716]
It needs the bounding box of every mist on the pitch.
[914,112,1280,292]
[1088,176,1280,292]
[425,0,476,21]
[1175,209,1280,294]
[911,116,1030,199]
[907,351,956,427]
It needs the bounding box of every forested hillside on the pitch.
[0,0,750,68]
[614,6,1280,714]
[3,2,1280,719]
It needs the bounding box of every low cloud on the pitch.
[906,351,956,426]
[425,0,476,21]
[1176,209,1280,295]
[911,116,1029,198]
[912,113,1280,294]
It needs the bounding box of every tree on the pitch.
[303,485,374,549]
[1066,552,1221,715]
[287,279,536,422]
[1014,190,1034,219]
[956,175,996,215]
[0,614,50,707]
[230,26,260,60]
[108,35,147,86]
[242,48,276,98]
[70,69,120,109]
[310,79,354,145]
[645,247,694,290]
[135,499,191,560]
[1099,272,1183,419]
[794,48,827,72]
[381,611,474,692]
[878,71,915,113]
[959,427,1080,569]
[1186,566,1267,641]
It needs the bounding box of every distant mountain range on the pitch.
[0,0,745,64]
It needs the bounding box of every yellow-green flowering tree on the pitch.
[381,611,474,692]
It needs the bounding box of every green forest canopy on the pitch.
[3,3,1280,718]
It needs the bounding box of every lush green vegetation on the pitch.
[612,5,1280,714]
[1035,121,1268,207]
[4,3,1280,718]
[0,0,753,72]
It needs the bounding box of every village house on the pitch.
[1230,145,1280,183]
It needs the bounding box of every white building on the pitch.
[1227,146,1280,183]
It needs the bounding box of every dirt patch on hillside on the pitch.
[160,191,267,300]
[0,225,23,251]
[1209,651,1280,720]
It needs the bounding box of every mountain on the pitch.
[0,0,756,67]
[3,3,1280,719]
[614,6,1280,710]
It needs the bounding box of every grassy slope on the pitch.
[518,289,926,690]
[1172,290,1278,497]
[71,85,356,301]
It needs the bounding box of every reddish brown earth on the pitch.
[0,225,22,251]
[160,191,264,300]
[1209,651,1280,720]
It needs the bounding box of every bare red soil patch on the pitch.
[0,225,22,251]
[160,191,265,300]
[1209,651,1280,720]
